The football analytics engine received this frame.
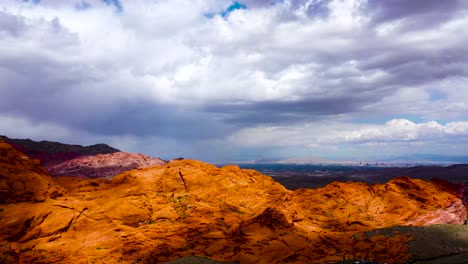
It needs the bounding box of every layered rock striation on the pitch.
[0,142,467,263]
[48,152,167,179]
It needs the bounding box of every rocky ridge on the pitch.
[48,152,167,179]
[0,135,120,167]
[0,142,467,263]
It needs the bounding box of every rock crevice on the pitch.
[0,143,467,264]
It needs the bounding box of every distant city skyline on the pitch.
[1,0,467,163]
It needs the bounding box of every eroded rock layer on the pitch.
[0,142,467,264]
[48,152,167,179]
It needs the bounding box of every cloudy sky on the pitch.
[1,0,468,163]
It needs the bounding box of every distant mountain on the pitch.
[0,135,120,167]
[379,153,468,164]
[272,156,350,165]
[48,152,167,179]
[347,164,468,183]
[267,164,468,190]
[1,140,467,264]
[249,153,468,166]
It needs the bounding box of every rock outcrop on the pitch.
[0,141,65,203]
[0,142,467,263]
[48,152,167,179]
[0,135,120,167]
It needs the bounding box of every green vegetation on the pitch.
[364,225,468,264]
[166,194,192,219]
[165,256,238,264]
[167,194,189,203]
[95,246,108,250]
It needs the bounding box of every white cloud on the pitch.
[2,0,467,107]
[309,119,468,146]
[332,119,446,142]
[445,122,468,135]
[0,114,71,140]
[1,0,468,161]
[226,119,468,158]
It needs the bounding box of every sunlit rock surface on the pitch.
[0,142,467,263]
[0,141,65,203]
[48,152,167,179]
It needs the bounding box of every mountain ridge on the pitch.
[0,135,120,167]
[244,154,468,166]
[0,141,467,263]
[48,151,167,179]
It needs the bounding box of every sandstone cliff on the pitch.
[0,142,467,263]
[48,152,167,179]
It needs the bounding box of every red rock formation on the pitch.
[431,178,468,215]
[0,135,120,167]
[0,141,65,203]
[0,143,466,264]
[48,152,167,179]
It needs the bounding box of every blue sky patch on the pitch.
[102,0,123,12]
[221,2,247,17]
[351,114,425,125]
[204,2,248,19]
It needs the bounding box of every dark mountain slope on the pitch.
[0,135,119,167]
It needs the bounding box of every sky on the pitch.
[0,0,468,163]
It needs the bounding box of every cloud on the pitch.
[228,119,468,146]
[330,119,468,143]
[366,0,466,27]
[0,0,468,161]
[226,119,468,160]
[0,114,71,140]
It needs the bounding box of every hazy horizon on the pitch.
[1,0,468,163]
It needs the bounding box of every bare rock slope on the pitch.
[0,142,467,264]
[0,140,65,203]
[0,135,119,167]
[48,152,167,179]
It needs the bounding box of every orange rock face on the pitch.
[48,152,167,179]
[0,142,65,203]
[0,143,466,264]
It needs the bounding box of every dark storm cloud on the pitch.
[204,96,370,126]
[359,47,468,86]
[1,77,231,140]
[0,10,227,140]
[247,0,468,25]
[82,101,232,139]
[0,48,93,127]
[366,0,467,28]
[0,56,230,140]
